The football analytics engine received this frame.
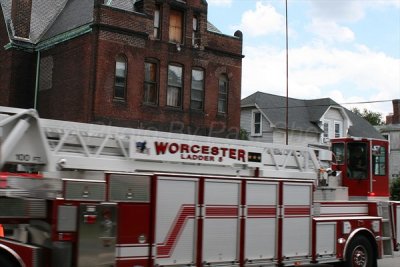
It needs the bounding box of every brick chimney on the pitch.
[392,99,400,124]
[11,0,33,39]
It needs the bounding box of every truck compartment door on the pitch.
[203,179,240,264]
[245,181,278,262]
[282,183,312,260]
[155,177,198,265]
[77,203,117,267]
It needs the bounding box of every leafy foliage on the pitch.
[239,128,249,140]
[390,177,400,201]
[351,107,384,126]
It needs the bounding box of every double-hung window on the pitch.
[192,15,199,46]
[191,68,204,110]
[167,64,183,107]
[334,121,343,138]
[153,5,161,39]
[114,55,127,100]
[144,61,158,105]
[218,75,228,113]
[252,111,262,136]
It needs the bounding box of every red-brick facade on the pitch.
[0,0,243,137]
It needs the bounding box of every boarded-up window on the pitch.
[169,9,183,43]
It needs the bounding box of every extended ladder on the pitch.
[0,106,328,179]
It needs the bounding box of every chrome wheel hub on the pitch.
[352,245,367,267]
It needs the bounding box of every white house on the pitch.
[376,99,400,181]
[241,92,383,147]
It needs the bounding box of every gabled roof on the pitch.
[0,0,93,45]
[1,0,222,47]
[41,0,94,42]
[241,92,321,133]
[304,98,339,122]
[241,91,384,139]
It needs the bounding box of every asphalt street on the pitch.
[302,251,400,267]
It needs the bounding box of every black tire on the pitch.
[0,250,22,267]
[341,235,376,267]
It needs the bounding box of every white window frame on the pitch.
[321,120,330,143]
[382,133,390,150]
[251,110,262,136]
[323,121,329,138]
[334,121,343,138]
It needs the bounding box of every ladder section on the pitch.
[40,118,322,178]
[0,106,326,179]
[378,202,394,257]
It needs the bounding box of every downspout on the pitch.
[34,50,41,109]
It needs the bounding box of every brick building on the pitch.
[377,100,400,181]
[0,0,243,137]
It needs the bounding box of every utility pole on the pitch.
[285,0,289,145]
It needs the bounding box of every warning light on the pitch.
[84,214,97,224]
[368,192,376,196]
[58,232,74,241]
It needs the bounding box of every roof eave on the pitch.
[35,24,92,51]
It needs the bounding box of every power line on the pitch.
[244,99,393,111]
[340,99,393,105]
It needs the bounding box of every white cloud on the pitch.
[309,0,365,22]
[307,19,355,43]
[207,0,232,7]
[234,2,285,37]
[242,44,400,115]
[366,0,400,9]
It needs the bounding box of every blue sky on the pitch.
[207,0,400,117]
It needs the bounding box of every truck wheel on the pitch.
[0,251,22,267]
[342,235,376,267]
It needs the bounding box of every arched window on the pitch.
[218,74,228,113]
[114,55,127,100]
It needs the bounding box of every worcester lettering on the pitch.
[154,142,246,162]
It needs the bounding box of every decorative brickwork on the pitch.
[11,0,32,38]
[1,0,243,138]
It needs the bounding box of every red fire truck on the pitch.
[0,106,398,267]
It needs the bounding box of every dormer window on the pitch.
[169,9,183,44]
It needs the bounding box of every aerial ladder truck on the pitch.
[0,106,398,267]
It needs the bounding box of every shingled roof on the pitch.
[1,0,222,46]
[241,91,384,139]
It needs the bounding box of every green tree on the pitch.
[239,128,249,140]
[351,107,383,126]
[391,177,400,201]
